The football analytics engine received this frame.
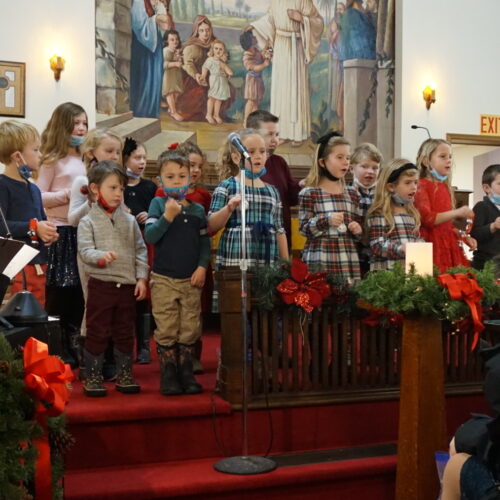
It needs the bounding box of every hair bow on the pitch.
[168,142,180,150]
[123,137,138,157]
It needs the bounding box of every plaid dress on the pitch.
[299,187,360,283]
[210,177,284,268]
[368,213,422,271]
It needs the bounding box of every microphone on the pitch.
[228,132,250,160]
[411,124,431,139]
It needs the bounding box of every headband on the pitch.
[387,163,418,183]
[316,130,342,159]
[122,137,137,157]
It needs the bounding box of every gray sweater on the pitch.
[78,204,149,285]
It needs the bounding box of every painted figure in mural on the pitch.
[200,39,233,125]
[161,29,184,121]
[130,0,173,118]
[339,0,376,61]
[240,29,272,125]
[328,3,345,130]
[250,1,323,145]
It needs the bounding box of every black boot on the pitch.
[178,343,203,395]
[77,334,86,381]
[60,322,79,369]
[157,344,182,396]
[192,338,204,374]
[114,349,141,394]
[136,313,152,364]
[83,349,107,397]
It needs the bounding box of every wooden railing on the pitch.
[217,269,486,408]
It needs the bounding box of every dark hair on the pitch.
[246,110,279,129]
[163,29,181,48]
[87,160,127,188]
[157,149,189,174]
[240,30,254,51]
[482,164,500,186]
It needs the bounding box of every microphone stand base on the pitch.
[214,455,277,475]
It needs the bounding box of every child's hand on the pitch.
[190,266,206,288]
[330,212,344,227]
[36,221,58,243]
[491,217,500,232]
[104,251,118,263]
[136,211,148,225]
[164,197,181,221]
[462,235,477,250]
[457,206,474,219]
[348,221,362,235]
[227,194,242,213]
[134,278,147,301]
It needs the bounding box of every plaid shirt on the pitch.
[209,177,284,268]
[348,183,376,220]
[298,187,360,283]
[368,213,422,271]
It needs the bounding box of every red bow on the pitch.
[276,259,331,313]
[362,308,403,327]
[168,142,179,150]
[437,273,484,350]
[23,338,73,500]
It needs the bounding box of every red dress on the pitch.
[414,178,469,272]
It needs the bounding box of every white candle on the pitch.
[405,242,433,276]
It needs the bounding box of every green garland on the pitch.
[0,336,72,500]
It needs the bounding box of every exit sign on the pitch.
[480,114,500,136]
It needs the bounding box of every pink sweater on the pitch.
[36,155,86,225]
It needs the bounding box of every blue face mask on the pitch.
[430,168,448,182]
[161,184,190,201]
[70,135,85,147]
[17,164,32,180]
[126,168,141,180]
[489,193,500,205]
[391,193,412,206]
[245,167,267,179]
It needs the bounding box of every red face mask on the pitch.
[97,192,117,213]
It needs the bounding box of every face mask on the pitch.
[321,166,340,182]
[430,168,448,182]
[245,167,267,179]
[126,168,141,179]
[354,176,377,191]
[489,193,500,205]
[391,193,412,206]
[97,192,118,213]
[267,148,276,155]
[162,184,190,201]
[70,135,85,147]
[17,164,32,180]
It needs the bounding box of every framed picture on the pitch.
[0,61,26,117]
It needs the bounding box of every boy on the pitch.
[246,110,301,248]
[471,164,500,270]
[0,120,58,305]
[348,142,383,275]
[145,149,210,396]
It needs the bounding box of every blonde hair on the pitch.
[40,102,87,165]
[351,142,383,165]
[216,128,262,180]
[368,158,421,234]
[0,120,40,164]
[208,38,228,60]
[81,128,122,170]
[416,138,455,207]
[304,136,351,187]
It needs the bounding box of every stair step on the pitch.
[65,454,397,500]
[96,111,133,129]
[108,117,161,145]
[144,129,196,168]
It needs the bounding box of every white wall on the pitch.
[0,0,96,133]
[396,0,500,191]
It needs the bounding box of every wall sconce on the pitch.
[422,85,436,110]
[49,55,65,81]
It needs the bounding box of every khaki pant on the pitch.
[150,272,201,347]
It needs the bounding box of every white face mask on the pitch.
[354,177,377,190]
[391,193,412,206]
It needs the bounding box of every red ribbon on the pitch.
[276,259,331,313]
[168,142,180,150]
[23,338,73,500]
[437,273,484,350]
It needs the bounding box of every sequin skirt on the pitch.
[46,225,81,287]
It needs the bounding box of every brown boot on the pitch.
[157,344,182,396]
[178,344,203,395]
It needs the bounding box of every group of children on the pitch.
[1,103,499,399]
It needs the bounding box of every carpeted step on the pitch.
[64,454,397,500]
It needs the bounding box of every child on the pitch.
[145,149,210,396]
[367,159,422,271]
[414,138,476,272]
[78,161,148,397]
[201,39,233,124]
[36,102,88,363]
[348,142,383,275]
[470,164,500,270]
[299,132,362,283]
[209,128,289,268]
[161,30,184,121]
[0,120,59,305]
[240,29,271,124]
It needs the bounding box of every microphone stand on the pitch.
[214,155,276,475]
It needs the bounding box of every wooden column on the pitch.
[395,316,448,500]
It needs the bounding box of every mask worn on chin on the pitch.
[70,135,85,147]
[391,192,412,206]
[126,168,141,179]
[267,148,276,155]
[17,164,32,180]
[245,167,267,179]
[354,176,377,191]
[489,193,500,205]
[430,168,448,182]
[97,192,118,213]
[321,166,340,182]
[162,184,189,201]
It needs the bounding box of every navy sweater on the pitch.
[471,196,500,269]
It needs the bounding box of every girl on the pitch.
[161,30,184,121]
[414,138,476,272]
[299,132,362,283]
[367,159,423,271]
[209,129,289,268]
[201,39,233,124]
[36,102,88,365]
[78,161,148,397]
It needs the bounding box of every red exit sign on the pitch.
[480,114,500,136]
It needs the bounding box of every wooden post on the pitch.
[395,316,448,500]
